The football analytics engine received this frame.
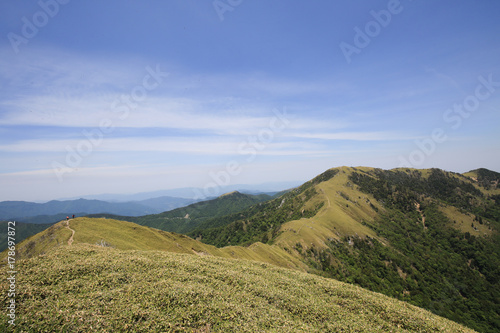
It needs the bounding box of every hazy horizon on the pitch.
[1,165,497,203]
[1,1,499,202]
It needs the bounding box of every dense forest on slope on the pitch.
[349,168,494,213]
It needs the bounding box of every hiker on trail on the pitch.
[72,214,75,219]
[66,216,69,221]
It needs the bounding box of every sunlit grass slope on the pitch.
[0,244,475,332]
[275,167,384,251]
[1,217,307,271]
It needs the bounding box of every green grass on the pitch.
[439,204,493,235]
[0,244,475,332]
[275,167,382,251]
[1,217,308,272]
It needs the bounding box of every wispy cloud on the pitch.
[288,131,419,142]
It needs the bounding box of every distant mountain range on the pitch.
[57,181,302,202]
[0,181,300,224]
[0,196,198,223]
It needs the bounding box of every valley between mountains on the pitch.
[1,166,499,332]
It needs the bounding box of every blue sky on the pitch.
[1,0,499,201]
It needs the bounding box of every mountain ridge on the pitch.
[2,166,499,332]
[177,166,499,332]
[0,197,200,223]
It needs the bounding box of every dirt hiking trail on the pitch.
[66,220,75,246]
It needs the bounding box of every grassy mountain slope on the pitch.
[274,167,383,251]
[188,169,341,247]
[0,243,475,332]
[2,217,306,271]
[183,166,499,333]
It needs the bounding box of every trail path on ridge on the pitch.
[322,188,332,209]
[66,220,75,246]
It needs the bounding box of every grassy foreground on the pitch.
[1,244,474,332]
